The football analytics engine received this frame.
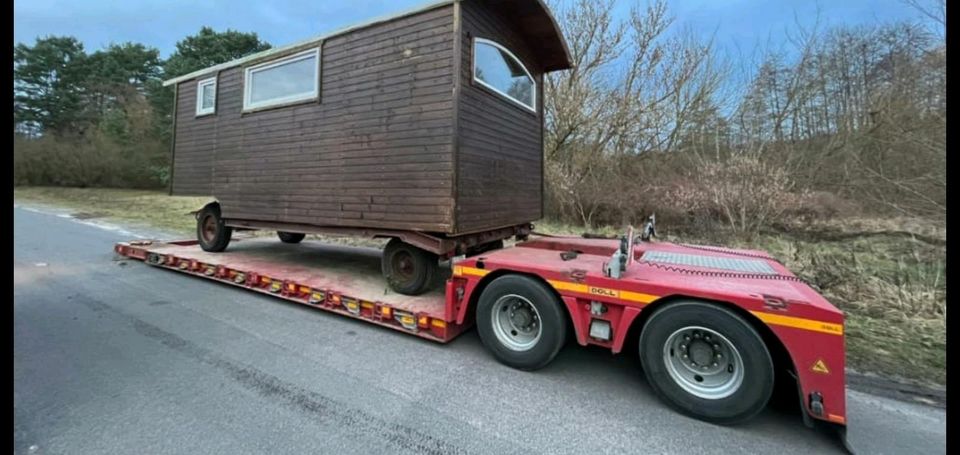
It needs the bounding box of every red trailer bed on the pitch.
[114,232,847,445]
[113,238,470,342]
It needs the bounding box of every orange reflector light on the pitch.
[331,294,341,303]
[299,286,311,294]
[431,319,447,328]
[261,276,271,284]
[360,301,374,310]
[381,306,392,318]
[418,315,429,328]
[287,283,296,292]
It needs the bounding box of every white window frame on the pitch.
[195,77,217,116]
[243,48,320,112]
[472,38,537,113]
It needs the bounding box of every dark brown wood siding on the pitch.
[171,4,457,233]
[171,77,217,195]
[455,0,544,234]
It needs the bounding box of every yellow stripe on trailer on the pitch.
[750,311,844,336]
[547,280,656,305]
[453,266,488,277]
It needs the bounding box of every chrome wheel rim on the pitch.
[663,326,744,400]
[491,294,542,351]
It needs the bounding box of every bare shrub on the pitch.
[667,155,810,234]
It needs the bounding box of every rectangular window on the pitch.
[243,48,320,111]
[196,77,217,116]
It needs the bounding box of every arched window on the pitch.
[473,38,536,112]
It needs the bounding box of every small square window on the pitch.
[196,77,217,116]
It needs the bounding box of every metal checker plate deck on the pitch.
[640,251,776,274]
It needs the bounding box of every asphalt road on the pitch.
[13,205,946,455]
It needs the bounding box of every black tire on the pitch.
[196,203,232,252]
[277,231,306,244]
[381,238,438,295]
[476,275,567,371]
[639,300,774,425]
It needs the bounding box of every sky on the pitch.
[14,0,932,60]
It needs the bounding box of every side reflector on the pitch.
[431,319,447,328]
[418,315,429,328]
[342,297,360,315]
[380,306,392,318]
[395,311,417,331]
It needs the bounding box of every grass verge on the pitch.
[14,187,946,387]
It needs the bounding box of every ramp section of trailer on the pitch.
[113,238,468,342]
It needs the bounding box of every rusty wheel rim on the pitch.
[391,250,416,281]
[201,214,218,243]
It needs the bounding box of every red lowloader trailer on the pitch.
[114,226,850,448]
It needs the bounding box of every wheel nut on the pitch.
[713,344,720,349]
[680,344,686,350]
[682,354,688,359]
[694,332,701,339]
[715,353,722,359]
[684,335,690,341]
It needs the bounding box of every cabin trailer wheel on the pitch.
[196,203,232,252]
[639,300,774,425]
[476,275,567,371]
[277,231,306,244]
[381,238,437,295]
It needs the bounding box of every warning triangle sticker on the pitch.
[811,359,830,374]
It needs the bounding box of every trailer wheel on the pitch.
[196,203,232,252]
[639,300,774,425]
[277,231,306,244]
[381,238,437,295]
[476,275,567,371]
